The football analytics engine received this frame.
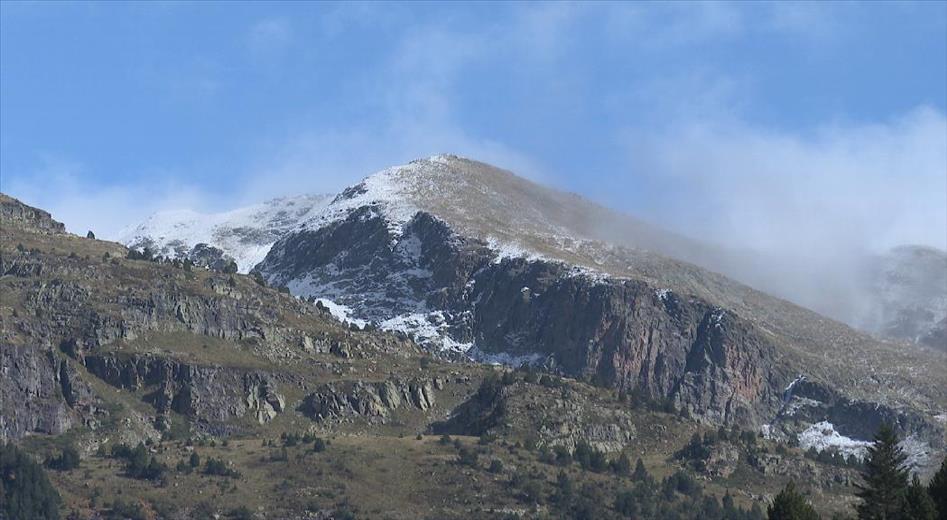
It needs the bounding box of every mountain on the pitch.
[118,156,947,459]
[0,193,801,518]
[229,155,942,459]
[118,193,333,273]
[3,190,945,518]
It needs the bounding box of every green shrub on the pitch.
[313,438,327,453]
[45,444,80,471]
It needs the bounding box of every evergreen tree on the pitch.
[554,470,573,505]
[930,457,947,520]
[0,443,61,520]
[632,457,650,482]
[612,452,632,476]
[904,474,936,520]
[855,424,909,520]
[768,482,819,520]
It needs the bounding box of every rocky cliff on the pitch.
[0,193,65,234]
[250,156,946,463]
[0,195,422,443]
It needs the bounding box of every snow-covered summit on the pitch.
[119,193,332,272]
[297,154,707,274]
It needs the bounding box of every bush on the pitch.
[554,471,574,505]
[488,459,504,473]
[439,434,452,446]
[113,443,166,481]
[457,446,479,467]
[227,505,255,520]
[312,438,327,453]
[46,444,80,471]
[281,432,300,447]
[204,457,241,478]
[107,498,146,520]
[520,479,544,504]
[553,445,572,466]
[663,469,701,498]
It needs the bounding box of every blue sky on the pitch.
[1,1,945,252]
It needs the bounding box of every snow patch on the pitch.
[468,347,546,367]
[797,421,872,459]
[486,237,548,264]
[119,194,332,273]
[315,299,367,328]
[379,312,473,353]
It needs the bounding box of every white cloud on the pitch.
[624,105,947,253]
[3,156,212,240]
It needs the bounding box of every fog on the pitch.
[611,105,947,333]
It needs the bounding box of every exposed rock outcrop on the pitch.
[258,210,788,427]
[0,194,65,234]
[79,353,288,431]
[299,378,436,423]
[434,377,637,453]
[0,344,95,440]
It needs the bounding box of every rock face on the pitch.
[251,156,946,461]
[0,201,417,440]
[80,353,287,430]
[771,377,943,458]
[257,208,787,426]
[300,378,436,423]
[434,377,637,453]
[0,344,95,439]
[0,194,65,234]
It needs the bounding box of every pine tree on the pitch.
[612,452,632,476]
[929,457,947,520]
[632,457,649,481]
[0,443,61,519]
[768,482,819,520]
[904,474,936,520]
[855,423,909,520]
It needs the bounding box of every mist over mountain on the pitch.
[4,156,945,520]
[124,155,947,349]
[4,3,946,518]
[124,154,947,439]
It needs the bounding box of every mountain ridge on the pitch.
[115,155,945,466]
